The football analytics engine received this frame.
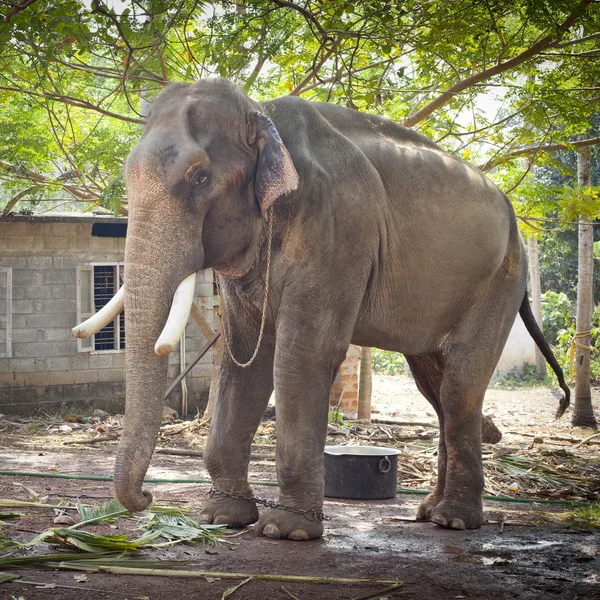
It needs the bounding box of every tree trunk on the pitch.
[358,347,373,421]
[527,236,547,379]
[572,144,597,428]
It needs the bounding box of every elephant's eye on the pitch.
[194,174,209,187]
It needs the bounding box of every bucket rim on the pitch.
[324,445,401,456]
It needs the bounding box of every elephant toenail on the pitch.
[262,524,281,539]
[197,514,211,524]
[450,518,466,530]
[213,515,231,525]
[431,514,448,528]
[289,529,309,541]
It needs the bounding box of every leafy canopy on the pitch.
[0,0,599,215]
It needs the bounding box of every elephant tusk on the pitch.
[154,273,197,356]
[72,285,124,339]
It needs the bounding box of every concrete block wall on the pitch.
[0,216,213,416]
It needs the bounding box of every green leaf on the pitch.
[222,576,252,599]
[139,510,230,546]
[76,498,130,526]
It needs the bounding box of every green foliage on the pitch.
[0,0,599,215]
[539,228,581,303]
[540,290,600,381]
[541,291,574,345]
[372,349,405,375]
[328,408,348,427]
[139,509,228,546]
[76,498,131,525]
[490,363,552,389]
[567,503,600,527]
[32,527,161,553]
[100,175,125,215]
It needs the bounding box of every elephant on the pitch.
[76,77,569,541]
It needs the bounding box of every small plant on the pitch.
[565,504,600,527]
[372,349,405,375]
[50,404,91,422]
[24,421,44,434]
[328,408,348,427]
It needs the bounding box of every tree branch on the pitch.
[0,85,145,125]
[269,0,331,40]
[403,0,593,128]
[481,136,600,171]
[292,57,394,96]
[289,39,339,96]
[555,31,600,48]
[3,0,37,23]
[1,185,41,216]
[0,161,100,200]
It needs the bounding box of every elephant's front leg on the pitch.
[200,345,274,528]
[255,335,348,541]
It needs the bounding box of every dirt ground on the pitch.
[0,375,599,600]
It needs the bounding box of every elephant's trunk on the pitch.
[114,142,206,512]
[114,347,167,511]
[114,233,176,512]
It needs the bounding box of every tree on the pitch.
[1,1,599,214]
[573,141,598,428]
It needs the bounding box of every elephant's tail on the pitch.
[519,292,570,418]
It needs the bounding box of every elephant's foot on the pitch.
[198,494,259,528]
[430,497,483,530]
[416,491,443,521]
[255,508,324,541]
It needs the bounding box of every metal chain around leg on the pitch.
[207,488,327,523]
[216,208,274,368]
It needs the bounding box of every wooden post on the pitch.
[188,298,222,422]
[357,346,372,421]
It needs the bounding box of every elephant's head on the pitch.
[114,78,298,511]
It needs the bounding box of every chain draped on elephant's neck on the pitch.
[216,207,274,368]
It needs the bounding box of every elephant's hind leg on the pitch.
[405,352,446,522]
[430,282,522,530]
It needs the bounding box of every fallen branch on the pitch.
[370,419,438,428]
[51,563,403,586]
[506,431,600,446]
[57,441,276,460]
[351,583,405,600]
[573,432,600,449]
[222,576,253,599]
[0,499,78,510]
[155,447,275,461]
[6,578,112,594]
[63,434,120,445]
[282,586,302,600]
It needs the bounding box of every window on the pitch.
[0,267,12,358]
[77,263,125,353]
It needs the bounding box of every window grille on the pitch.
[77,263,125,353]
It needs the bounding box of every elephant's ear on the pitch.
[254,113,299,214]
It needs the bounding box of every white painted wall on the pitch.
[495,314,536,377]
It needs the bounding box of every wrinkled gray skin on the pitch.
[117,77,529,540]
